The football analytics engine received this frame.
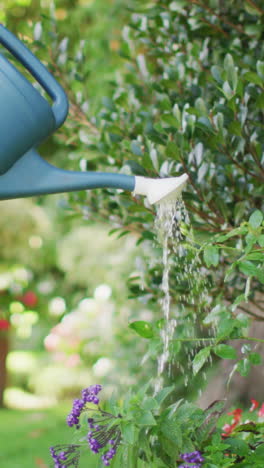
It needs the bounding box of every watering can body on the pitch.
[0,25,187,204]
[0,25,68,175]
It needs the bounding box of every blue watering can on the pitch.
[0,25,188,204]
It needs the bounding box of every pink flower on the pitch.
[0,318,10,330]
[249,399,259,412]
[20,291,38,307]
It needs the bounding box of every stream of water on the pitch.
[154,196,208,393]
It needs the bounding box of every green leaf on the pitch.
[137,410,156,426]
[244,71,263,87]
[166,141,180,160]
[142,397,159,411]
[131,141,143,156]
[222,81,233,100]
[249,210,263,228]
[217,318,236,340]
[249,352,262,365]
[193,347,211,375]
[229,120,242,136]
[256,60,264,80]
[129,321,154,339]
[224,54,237,90]
[245,250,264,260]
[258,235,264,247]
[204,245,219,267]
[120,421,138,444]
[174,402,202,423]
[161,114,178,127]
[216,226,247,242]
[236,358,251,377]
[224,263,237,282]
[234,422,258,434]
[160,419,182,448]
[211,65,223,84]
[213,344,237,359]
[155,386,175,405]
[225,438,249,456]
[196,116,215,133]
[239,260,260,277]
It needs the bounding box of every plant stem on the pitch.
[173,336,264,344]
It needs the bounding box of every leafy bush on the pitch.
[43,0,264,387]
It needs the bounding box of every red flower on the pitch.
[222,408,243,437]
[250,399,259,412]
[20,291,38,307]
[222,422,238,437]
[258,403,264,418]
[0,318,10,330]
[228,408,243,423]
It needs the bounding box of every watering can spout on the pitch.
[0,148,188,204]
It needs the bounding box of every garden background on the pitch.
[0,0,263,467]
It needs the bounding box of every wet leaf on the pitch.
[155,386,175,405]
[129,321,154,339]
[236,358,251,376]
[204,246,219,267]
[213,344,237,359]
[249,210,263,228]
[193,347,211,374]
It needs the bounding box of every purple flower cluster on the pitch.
[51,385,121,468]
[179,450,204,468]
[50,444,80,468]
[66,384,102,428]
[86,413,121,466]
[101,444,117,467]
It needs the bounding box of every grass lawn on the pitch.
[0,404,99,468]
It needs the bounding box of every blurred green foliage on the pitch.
[0,404,97,468]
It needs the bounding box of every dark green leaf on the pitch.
[249,352,262,365]
[244,71,263,87]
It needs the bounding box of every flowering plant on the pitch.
[50,386,264,467]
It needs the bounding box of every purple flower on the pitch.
[50,444,81,467]
[86,409,121,466]
[52,385,121,467]
[67,385,102,428]
[179,450,204,466]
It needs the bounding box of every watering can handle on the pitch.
[0,24,69,129]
